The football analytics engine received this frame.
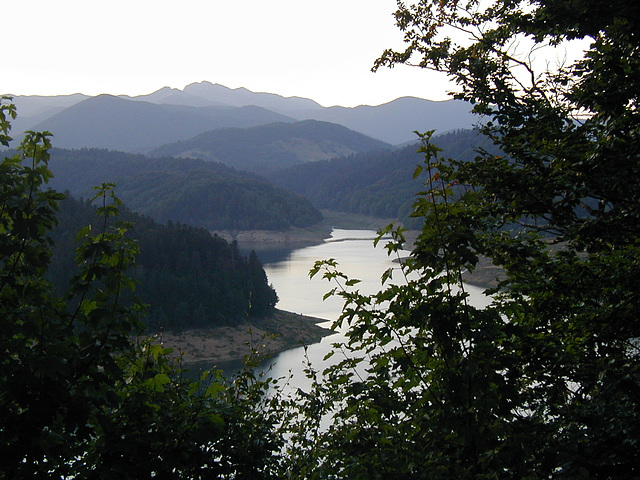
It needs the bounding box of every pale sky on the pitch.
[3,0,456,107]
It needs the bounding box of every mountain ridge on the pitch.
[5,82,475,147]
[28,94,295,152]
[265,129,494,225]
[150,119,391,173]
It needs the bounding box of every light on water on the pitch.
[263,229,402,322]
[259,228,491,388]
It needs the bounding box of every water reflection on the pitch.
[262,229,401,321]
[259,228,492,387]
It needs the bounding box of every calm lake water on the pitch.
[257,228,490,389]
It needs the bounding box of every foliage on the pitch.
[284,0,640,478]
[0,99,285,479]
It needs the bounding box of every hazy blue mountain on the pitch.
[117,82,323,112]
[118,86,225,108]
[3,93,89,136]
[153,84,476,145]
[29,94,295,152]
[6,93,88,117]
[286,97,477,145]
[7,83,476,148]
[182,81,324,112]
[149,119,391,173]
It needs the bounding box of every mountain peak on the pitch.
[182,81,323,112]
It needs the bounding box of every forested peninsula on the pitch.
[49,195,279,329]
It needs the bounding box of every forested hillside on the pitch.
[149,119,391,173]
[48,148,323,230]
[49,195,278,329]
[267,129,490,224]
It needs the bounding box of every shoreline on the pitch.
[461,255,506,290]
[211,210,403,251]
[153,310,331,366]
[175,216,503,368]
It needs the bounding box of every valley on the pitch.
[3,1,635,475]
[3,84,484,364]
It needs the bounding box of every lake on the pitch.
[257,228,491,389]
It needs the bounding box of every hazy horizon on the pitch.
[3,80,460,109]
[4,1,458,108]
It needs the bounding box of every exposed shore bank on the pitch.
[462,258,506,289]
[212,210,400,250]
[156,310,330,366]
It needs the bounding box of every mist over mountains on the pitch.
[7,81,475,148]
[29,95,296,153]
[4,82,483,231]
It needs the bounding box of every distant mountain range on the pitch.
[145,82,324,112]
[6,81,476,149]
[286,97,477,147]
[27,95,296,153]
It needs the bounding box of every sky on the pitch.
[3,0,457,107]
